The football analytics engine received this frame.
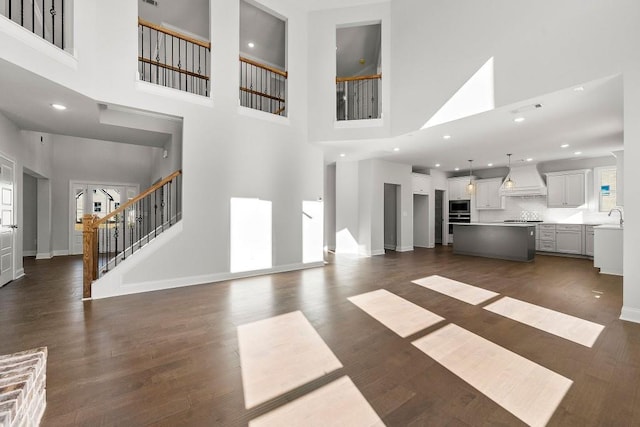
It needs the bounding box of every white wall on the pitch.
[23,173,38,256]
[138,0,210,40]
[49,135,159,254]
[2,0,640,318]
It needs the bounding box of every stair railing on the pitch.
[336,74,382,121]
[83,170,182,298]
[138,17,210,96]
[239,56,287,116]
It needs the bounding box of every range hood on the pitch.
[500,164,547,196]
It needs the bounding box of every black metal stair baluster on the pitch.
[41,0,44,39]
[20,0,23,26]
[122,208,126,260]
[163,33,167,87]
[50,0,55,46]
[61,0,64,48]
[160,184,165,231]
[31,0,34,36]
[154,191,158,238]
[168,180,172,226]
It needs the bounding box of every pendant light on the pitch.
[504,153,515,189]
[466,160,475,195]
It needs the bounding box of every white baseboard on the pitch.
[93,260,326,300]
[15,268,25,279]
[620,306,640,324]
[23,250,36,257]
[35,252,52,260]
[371,249,385,256]
[396,246,414,252]
[53,250,70,257]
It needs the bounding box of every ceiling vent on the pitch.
[142,0,158,6]
[510,103,543,115]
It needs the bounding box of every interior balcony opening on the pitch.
[336,22,381,121]
[137,0,211,97]
[1,0,72,51]
[239,0,287,117]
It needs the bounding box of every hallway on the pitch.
[1,249,636,425]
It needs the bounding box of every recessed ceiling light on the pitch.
[574,151,582,155]
[339,153,346,157]
[443,135,451,140]
[248,42,255,48]
[561,144,570,148]
[487,163,493,167]
[435,163,441,167]
[574,86,584,92]
[454,167,460,171]
[514,117,525,123]
[51,103,66,110]
[393,147,400,152]
[526,158,533,162]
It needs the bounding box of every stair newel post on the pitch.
[83,214,98,299]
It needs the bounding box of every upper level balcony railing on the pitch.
[239,56,287,116]
[336,74,382,121]
[2,0,66,49]
[138,18,210,97]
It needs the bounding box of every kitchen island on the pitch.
[453,223,536,262]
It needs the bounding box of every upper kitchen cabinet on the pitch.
[546,170,589,208]
[448,176,475,200]
[412,173,431,195]
[475,178,505,210]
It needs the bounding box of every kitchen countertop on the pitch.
[594,224,623,230]
[457,222,537,228]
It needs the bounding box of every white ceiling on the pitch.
[336,24,381,77]
[320,74,623,172]
[0,59,176,147]
[239,0,286,69]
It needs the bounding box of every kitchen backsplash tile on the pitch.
[477,196,620,225]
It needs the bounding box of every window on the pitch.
[239,0,287,116]
[336,23,382,121]
[595,166,617,212]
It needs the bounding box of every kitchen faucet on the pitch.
[608,208,624,226]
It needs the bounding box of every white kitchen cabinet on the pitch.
[475,178,504,210]
[594,225,623,275]
[448,176,475,201]
[584,225,595,256]
[555,224,583,254]
[545,170,588,208]
[412,173,431,195]
[537,224,556,252]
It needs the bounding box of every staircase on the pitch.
[82,170,182,298]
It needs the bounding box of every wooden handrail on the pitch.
[138,18,211,50]
[239,86,286,103]
[93,170,182,228]
[336,73,382,83]
[138,57,210,80]
[240,56,288,78]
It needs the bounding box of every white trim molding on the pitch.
[35,252,52,260]
[620,306,640,324]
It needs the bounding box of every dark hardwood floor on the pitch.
[1,247,636,426]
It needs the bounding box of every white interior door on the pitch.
[0,156,15,287]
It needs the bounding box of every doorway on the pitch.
[413,194,429,247]
[0,155,16,288]
[435,190,444,245]
[384,183,400,252]
[69,182,138,255]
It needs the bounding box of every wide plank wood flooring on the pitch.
[1,247,637,426]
